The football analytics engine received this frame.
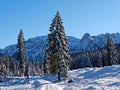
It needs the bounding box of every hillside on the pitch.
[1,32,120,61]
[1,65,120,90]
[0,36,80,61]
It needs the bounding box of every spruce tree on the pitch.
[102,49,107,67]
[44,44,50,75]
[0,55,7,82]
[9,57,15,76]
[17,29,26,77]
[106,35,118,66]
[44,11,71,81]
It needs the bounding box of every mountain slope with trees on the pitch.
[1,33,120,62]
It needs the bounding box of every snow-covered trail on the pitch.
[1,65,120,90]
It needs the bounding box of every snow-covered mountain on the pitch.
[79,32,120,51]
[0,36,80,61]
[1,65,120,90]
[1,32,120,61]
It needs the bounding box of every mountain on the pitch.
[1,65,120,89]
[1,32,120,61]
[0,36,80,61]
[79,32,120,51]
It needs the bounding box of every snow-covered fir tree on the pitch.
[9,57,16,76]
[0,56,6,82]
[44,44,50,75]
[95,50,102,67]
[102,48,108,67]
[57,36,68,81]
[17,30,26,77]
[25,61,29,78]
[28,59,34,76]
[85,52,92,67]
[106,35,119,66]
[0,55,10,81]
[4,55,10,76]
[44,11,71,81]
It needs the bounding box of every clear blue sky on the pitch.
[0,0,120,48]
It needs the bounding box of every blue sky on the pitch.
[0,0,120,48]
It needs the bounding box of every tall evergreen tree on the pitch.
[106,35,118,66]
[9,57,15,76]
[0,55,8,81]
[44,11,71,81]
[44,44,50,75]
[17,29,26,77]
[102,49,107,67]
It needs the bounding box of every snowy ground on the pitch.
[1,65,120,90]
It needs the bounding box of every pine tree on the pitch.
[5,55,10,76]
[0,59,3,82]
[2,55,8,77]
[25,61,29,78]
[106,35,118,66]
[9,57,15,76]
[0,55,7,82]
[17,29,26,77]
[44,44,50,75]
[40,61,44,76]
[44,11,71,81]
[85,53,92,67]
[96,50,102,67]
[102,49,107,67]
[57,35,68,81]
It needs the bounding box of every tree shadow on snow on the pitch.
[83,86,96,90]
[0,78,30,86]
[32,80,41,88]
[78,66,120,79]
[108,82,120,87]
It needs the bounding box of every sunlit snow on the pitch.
[1,65,120,90]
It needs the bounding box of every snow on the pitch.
[40,84,63,90]
[1,65,120,90]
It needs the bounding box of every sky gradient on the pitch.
[0,0,120,48]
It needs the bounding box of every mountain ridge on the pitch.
[1,32,120,61]
[1,36,80,61]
